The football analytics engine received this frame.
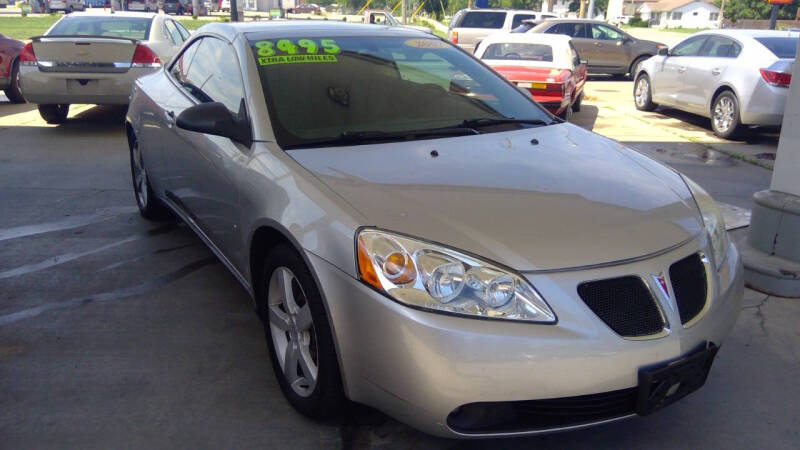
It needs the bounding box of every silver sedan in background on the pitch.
[18,12,191,124]
[633,29,798,138]
[126,21,742,438]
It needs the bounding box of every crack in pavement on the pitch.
[0,257,218,327]
[742,294,771,335]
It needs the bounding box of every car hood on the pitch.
[287,123,702,271]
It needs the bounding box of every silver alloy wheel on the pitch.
[131,141,148,209]
[635,77,649,107]
[268,266,319,398]
[713,96,735,133]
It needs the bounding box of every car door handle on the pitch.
[677,67,687,73]
[711,68,721,76]
[165,110,175,128]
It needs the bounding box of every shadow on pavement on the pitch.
[571,105,599,131]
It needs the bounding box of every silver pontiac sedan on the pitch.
[633,29,798,139]
[125,21,743,438]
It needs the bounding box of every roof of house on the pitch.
[643,0,714,12]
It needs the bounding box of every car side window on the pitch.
[591,24,623,41]
[164,20,183,46]
[182,37,245,114]
[174,21,190,41]
[170,38,201,85]
[671,36,707,57]
[698,36,741,58]
[547,23,587,39]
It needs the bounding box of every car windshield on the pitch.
[49,16,152,40]
[755,37,798,59]
[249,35,552,149]
[483,43,554,61]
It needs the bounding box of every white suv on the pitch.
[448,9,558,53]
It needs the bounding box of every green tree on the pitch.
[714,0,799,22]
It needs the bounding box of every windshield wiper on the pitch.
[283,127,478,150]
[460,117,554,128]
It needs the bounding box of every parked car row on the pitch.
[6,11,749,441]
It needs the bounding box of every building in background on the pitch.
[638,0,720,28]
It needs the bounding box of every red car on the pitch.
[475,33,586,119]
[0,33,25,103]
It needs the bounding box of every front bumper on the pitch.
[19,66,157,105]
[309,235,743,438]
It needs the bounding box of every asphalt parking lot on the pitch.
[1,81,799,449]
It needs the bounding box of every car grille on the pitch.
[669,253,708,325]
[577,276,664,337]
[447,387,638,433]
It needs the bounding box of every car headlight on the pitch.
[682,176,729,269]
[356,229,556,323]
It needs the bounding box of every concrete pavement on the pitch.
[0,95,797,449]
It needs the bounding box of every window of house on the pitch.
[672,12,682,20]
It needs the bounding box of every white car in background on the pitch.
[448,9,559,53]
[633,29,798,138]
[18,12,190,124]
[47,0,86,13]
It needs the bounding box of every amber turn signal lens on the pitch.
[358,236,382,290]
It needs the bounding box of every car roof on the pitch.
[64,11,159,18]
[482,32,571,46]
[693,29,799,39]
[199,20,431,41]
[534,18,608,24]
[458,9,542,13]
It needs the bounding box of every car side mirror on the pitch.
[176,101,252,147]
[658,47,669,57]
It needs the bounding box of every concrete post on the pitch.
[742,38,800,297]
[587,0,595,19]
[606,0,624,21]
[541,0,550,13]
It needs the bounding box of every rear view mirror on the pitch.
[176,101,252,147]
[658,47,669,56]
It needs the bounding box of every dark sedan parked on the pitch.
[0,33,24,103]
[529,19,665,77]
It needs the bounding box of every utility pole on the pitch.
[587,0,595,19]
[769,4,779,30]
[578,0,586,18]
[402,0,406,24]
[717,0,725,28]
[231,0,240,21]
[192,0,200,18]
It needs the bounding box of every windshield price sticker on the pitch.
[404,39,450,49]
[255,38,341,65]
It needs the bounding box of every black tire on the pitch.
[572,91,583,113]
[629,55,649,79]
[4,59,25,104]
[38,104,70,124]
[710,90,742,139]
[259,244,346,419]
[129,135,170,220]
[633,74,656,111]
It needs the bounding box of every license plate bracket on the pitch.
[636,342,718,415]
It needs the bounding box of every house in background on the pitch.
[638,0,720,28]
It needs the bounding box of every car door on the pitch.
[588,23,630,72]
[682,36,742,114]
[162,36,248,263]
[651,35,707,106]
